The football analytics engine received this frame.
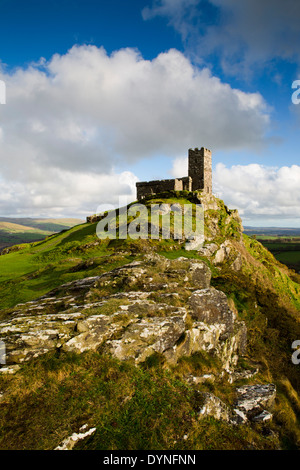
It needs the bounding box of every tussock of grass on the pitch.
[0,351,280,450]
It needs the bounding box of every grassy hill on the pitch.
[0,217,83,250]
[0,192,299,450]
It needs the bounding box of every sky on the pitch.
[0,0,299,227]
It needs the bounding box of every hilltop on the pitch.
[0,191,299,450]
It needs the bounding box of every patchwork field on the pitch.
[257,239,300,273]
[244,228,300,273]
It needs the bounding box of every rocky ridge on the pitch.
[0,255,243,368]
[0,252,276,427]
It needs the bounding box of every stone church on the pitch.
[136,147,212,199]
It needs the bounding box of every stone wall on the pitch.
[177,176,192,191]
[136,176,192,199]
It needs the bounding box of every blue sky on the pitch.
[0,0,181,66]
[0,0,299,226]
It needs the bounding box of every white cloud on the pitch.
[170,156,188,177]
[170,156,300,225]
[0,45,270,216]
[0,169,138,218]
[213,162,300,225]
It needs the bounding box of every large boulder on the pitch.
[188,287,236,336]
[199,392,233,423]
[187,287,247,370]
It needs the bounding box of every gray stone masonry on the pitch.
[136,147,212,199]
[188,147,212,193]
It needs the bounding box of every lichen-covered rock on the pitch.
[213,242,231,265]
[227,368,259,384]
[62,313,133,354]
[198,392,233,423]
[184,373,216,385]
[197,243,218,257]
[55,424,96,450]
[164,321,226,365]
[187,261,212,288]
[41,276,102,298]
[187,288,247,370]
[234,384,276,422]
[0,252,247,375]
[188,288,236,336]
[230,252,243,271]
[185,235,205,251]
[173,257,211,289]
[95,261,146,290]
[197,193,220,212]
[106,311,186,364]
[0,309,84,363]
[198,384,276,426]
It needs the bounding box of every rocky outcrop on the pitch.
[187,287,247,370]
[189,288,236,334]
[199,392,234,423]
[197,239,243,271]
[234,384,276,423]
[199,383,276,426]
[106,311,186,364]
[185,235,205,251]
[0,254,247,373]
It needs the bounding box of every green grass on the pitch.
[0,218,83,249]
[0,222,116,309]
[276,251,300,264]
[262,242,300,251]
[259,239,300,271]
[0,216,150,310]
[0,350,281,450]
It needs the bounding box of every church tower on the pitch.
[188,147,212,193]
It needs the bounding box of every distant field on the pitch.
[275,250,300,265]
[256,236,300,272]
[243,227,300,272]
[0,217,83,250]
[256,235,300,241]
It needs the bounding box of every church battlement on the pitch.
[136,147,212,200]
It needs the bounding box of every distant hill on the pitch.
[244,226,300,237]
[0,217,83,250]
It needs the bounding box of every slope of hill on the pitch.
[0,192,299,451]
[0,217,83,250]
[244,227,300,273]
